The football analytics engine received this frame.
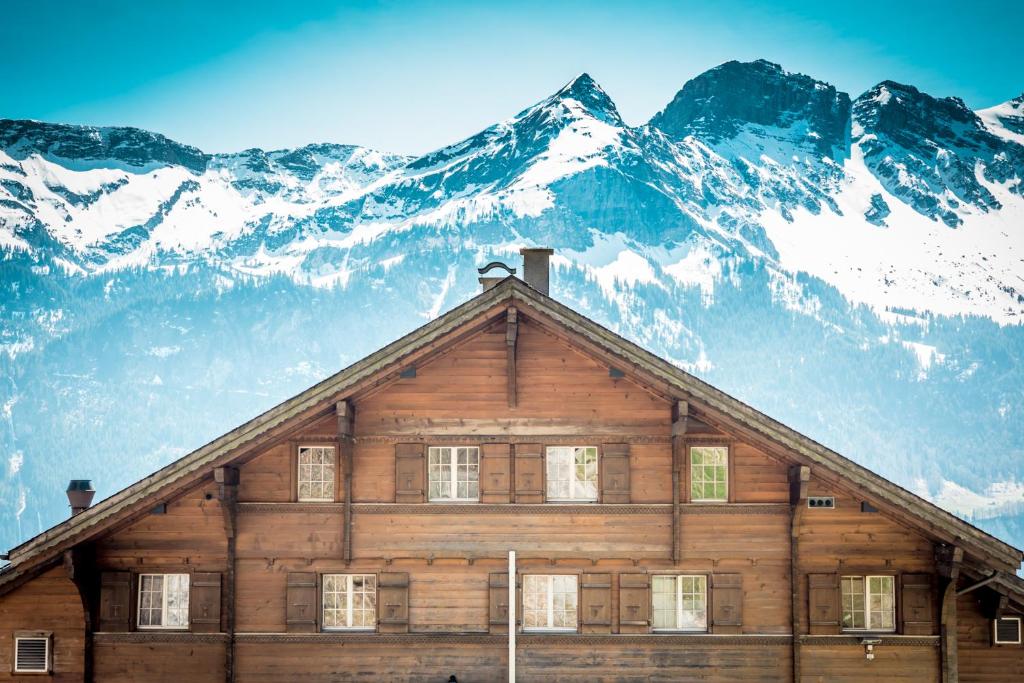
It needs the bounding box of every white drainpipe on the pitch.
[509,550,516,683]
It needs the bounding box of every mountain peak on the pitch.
[541,72,621,125]
[649,60,850,157]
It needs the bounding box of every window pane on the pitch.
[841,576,866,630]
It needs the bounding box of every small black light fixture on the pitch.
[448,676,458,683]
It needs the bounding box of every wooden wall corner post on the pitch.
[506,307,518,409]
[936,545,963,683]
[215,465,240,683]
[63,544,97,683]
[671,400,688,565]
[788,464,810,683]
[337,399,355,564]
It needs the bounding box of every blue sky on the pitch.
[2,0,1021,155]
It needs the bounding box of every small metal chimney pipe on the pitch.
[520,247,554,295]
[67,479,95,516]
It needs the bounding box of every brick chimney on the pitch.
[520,247,554,295]
[66,480,95,516]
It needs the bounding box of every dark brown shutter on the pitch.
[514,443,544,503]
[581,573,612,630]
[190,572,222,632]
[286,572,318,632]
[379,572,409,633]
[395,443,425,503]
[600,443,631,503]
[489,572,510,633]
[480,443,511,503]
[99,571,132,632]
[808,573,840,634]
[619,573,650,632]
[900,573,935,635]
[712,573,743,631]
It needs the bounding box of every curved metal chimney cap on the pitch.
[67,479,95,492]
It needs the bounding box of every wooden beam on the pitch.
[937,545,963,683]
[63,545,96,683]
[506,307,518,408]
[215,466,239,683]
[788,465,809,683]
[337,400,355,564]
[671,401,687,565]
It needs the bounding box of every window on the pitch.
[652,575,708,631]
[138,574,190,629]
[994,616,1022,644]
[322,574,376,630]
[297,445,335,502]
[546,447,598,501]
[14,636,49,673]
[690,446,728,502]
[841,575,895,631]
[428,446,480,501]
[523,575,578,631]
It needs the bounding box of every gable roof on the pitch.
[3,276,1022,589]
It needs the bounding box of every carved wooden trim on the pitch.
[95,632,229,644]
[356,434,671,445]
[238,503,345,514]
[353,504,673,515]
[234,632,791,646]
[680,503,790,515]
[799,635,940,647]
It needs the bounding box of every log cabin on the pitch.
[1,248,1022,683]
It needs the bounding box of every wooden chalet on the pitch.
[1,248,1022,682]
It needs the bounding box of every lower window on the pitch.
[138,574,190,629]
[652,575,708,631]
[841,575,895,631]
[523,575,578,631]
[322,574,377,630]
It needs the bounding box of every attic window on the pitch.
[14,635,50,673]
[994,616,1022,644]
[690,446,728,502]
[297,445,335,502]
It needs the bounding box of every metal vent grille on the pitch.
[807,496,835,509]
[994,617,1022,644]
[15,637,48,673]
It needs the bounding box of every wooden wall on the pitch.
[0,566,84,682]
[957,593,1024,682]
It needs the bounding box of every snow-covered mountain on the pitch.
[2,60,1023,554]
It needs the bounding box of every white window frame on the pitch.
[993,616,1022,644]
[427,446,480,502]
[321,574,377,631]
[689,445,729,502]
[841,575,896,632]
[651,574,708,632]
[13,636,49,674]
[545,446,598,502]
[297,445,336,502]
[522,574,578,632]
[137,573,190,630]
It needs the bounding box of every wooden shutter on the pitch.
[712,573,743,632]
[480,443,511,503]
[395,443,425,503]
[286,572,318,633]
[600,443,631,503]
[901,573,935,635]
[808,573,840,634]
[619,573,650,632]
[99,571,132,632]
[379,572,409,633]
[190,572,222,632]
[581,573,612,631]
[489,572,510,633]
[514,443,544,503]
